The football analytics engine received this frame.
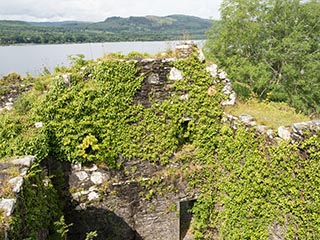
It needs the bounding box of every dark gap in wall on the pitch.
[179,199,196,240]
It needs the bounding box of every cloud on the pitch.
[0,0,221,22]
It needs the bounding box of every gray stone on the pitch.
[80,190,90,195]
[5,102,13,111]
[89,186,98,192]
[34,122,43,128]
[75,203,86,211]
[268,224,284,240]
[62,74,71,86]
[169,68,183,81]
[90,171,106,185]
[141,58,155,63]
[11,156,35,167]
[291,120,320,140]
[20,168,29,176]
[175,44,191,52]
[161,58,176,63]
[292,122,309,139]
[84,164,98,172]
[312,120,320,127]
[88,191,100,201]
[8,176,24,193]
[218,70,227,80]
[75,171,89,181]
[238,114,254,124]
[147,73,160,85]
[221,92,236,106]
[198,49,205,62]
[0,198,16,216]
[75,205,82,211]
[256,125,267,133]
[266,129,274,138]
[206,63,218,78]
[248,121,257,127]
[222,82,233,95]
[72,163,82,171]
[292,122,309,132]
[278,126,291,140]
[72,192,82,200]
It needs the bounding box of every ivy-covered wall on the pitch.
[0,44,319,240]
[0,156,62,240]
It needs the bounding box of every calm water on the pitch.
[0,40,203,77]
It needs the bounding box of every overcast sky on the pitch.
[0,0,222,22]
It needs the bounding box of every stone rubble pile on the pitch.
[223,113,320,141]
[0,83,33,111]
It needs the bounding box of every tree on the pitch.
[205,0,320,114]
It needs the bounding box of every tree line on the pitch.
[0,15,213,45]
[205,0,320,115]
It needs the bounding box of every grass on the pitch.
[224,99,310,129]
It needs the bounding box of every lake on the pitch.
[0,40,204,77]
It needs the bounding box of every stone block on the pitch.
[0,199,16,216]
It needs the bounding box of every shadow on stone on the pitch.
[67,206,142,240]
[43,158,142,240]
[180,199,196,240]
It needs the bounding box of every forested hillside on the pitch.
[0,15,214,44]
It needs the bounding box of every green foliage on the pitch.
[126,51,152,59]
[54,216,73,240]
[85,231,98,240]
[205,0,320,114]
[22,54,222,168]
[0,45,319,240]
[190,123,320,239]
[8,164,62,239]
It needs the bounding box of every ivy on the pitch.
[8,164,61,239]
[0,50,319,239]
[190,126,320,239]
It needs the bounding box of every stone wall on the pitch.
[2,43,318,240]
[0,156,35,239]
[223,113,320,142]
[67,158,196,240]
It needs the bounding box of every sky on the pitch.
[0,0,222,22]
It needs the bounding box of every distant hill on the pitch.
[0,15,215,45]
[91,15,212,34]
